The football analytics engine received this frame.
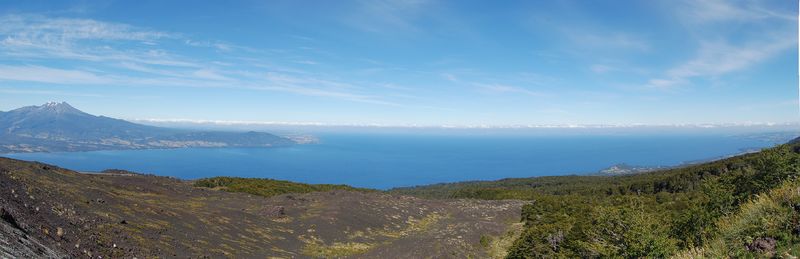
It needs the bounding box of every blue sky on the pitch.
[0,0,797,127]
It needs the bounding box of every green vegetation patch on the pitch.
[193,176,374,198]
[302,241,374,258]
[676,179,800,258]
[299,234,374,258]
[395,140,800,258]
[301,212,445,257]
[485,222,524,259]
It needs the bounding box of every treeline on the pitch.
[193,176,374,198]
[393,140,800,257]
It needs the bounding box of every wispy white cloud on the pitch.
[0,15,199,68]
[0,88,104,97]
[678,0,796,23]
[737,99,799,111]
[475,83,547,97]
[0,63,400,106]
[0,65,115,84]
[567,32,650,51]
[0,64,225,89]
[645,78,683,89]
[590,64,613,74]
[441,73,458,82]
[254,72,399,105]
[192,69,233,81]
[0,14,408,106]
[0,14,171,42]
[647,33,795,89]
[671,40,794,78]
[263,72,357,90]
[646,0,795,89]
[344,0,433,33]
[184,39,230,51]
[292,60,319,65]
[254,84,399,106]
[439,70,555,98]
[183,39,263,53]
[589,61,651,75]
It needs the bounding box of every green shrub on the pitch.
[396,141,800,258]
[679,179,800,257]
[193,176,373,198]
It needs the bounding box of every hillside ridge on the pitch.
[393,138,800,257]
[0,157,524,258]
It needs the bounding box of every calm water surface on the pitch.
[3,133,776,189]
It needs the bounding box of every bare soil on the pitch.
[0,157,524,258]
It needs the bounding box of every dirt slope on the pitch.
[0,157,524,258]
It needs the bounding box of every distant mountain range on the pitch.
[0,102,296,153]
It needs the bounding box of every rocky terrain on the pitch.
[0,157,525,258]
[595,163,665,176]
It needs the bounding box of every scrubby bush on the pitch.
[193,177,373,197]
[397,141,800,257]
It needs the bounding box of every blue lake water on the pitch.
[2,133,778,189]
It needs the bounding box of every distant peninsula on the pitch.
[0,102,301,153]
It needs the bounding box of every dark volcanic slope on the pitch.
[0,157,524,258]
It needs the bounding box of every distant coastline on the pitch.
[0,102,301,153]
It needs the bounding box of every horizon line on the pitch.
[131,118,800,130]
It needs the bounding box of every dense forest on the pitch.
[393,138,800,257]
